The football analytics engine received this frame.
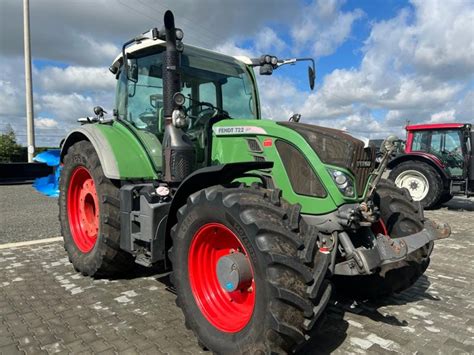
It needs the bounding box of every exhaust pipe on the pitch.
[162,10,195,183]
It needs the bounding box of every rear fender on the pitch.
[388,153,449,182]
[60,123,158,180]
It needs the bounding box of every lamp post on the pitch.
[23,0,35,162]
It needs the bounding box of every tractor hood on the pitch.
[278,122,375,197]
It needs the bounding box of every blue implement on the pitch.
[32,150,61,197]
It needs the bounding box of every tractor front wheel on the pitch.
[169,185,332,354]
[59,140,132,276]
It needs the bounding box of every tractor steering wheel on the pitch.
[186,102,217,128]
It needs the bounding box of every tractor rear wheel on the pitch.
[59,140,132,276]
[389,161,443,209]
[169,185,332,354]
[333,179,433,300]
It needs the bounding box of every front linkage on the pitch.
[308,137,450,292]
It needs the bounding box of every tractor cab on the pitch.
[111,43,260,171]
[405,123,472,178]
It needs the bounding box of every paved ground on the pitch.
[0,185,473,354]
[0,185,60,243]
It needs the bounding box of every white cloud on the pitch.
[291,0,364,57]
[258,76,306,120]
[214,41,255,58]
[410,0,474,80]
[255,27,287,55]
[0,0,301,65]
[0,79,24,117]
[429,109,456,123]
[35,117,58,128]
[38,66,115,93]
[40,92,113,124]
[295,0,474,135]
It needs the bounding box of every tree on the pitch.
[0,124,23,162]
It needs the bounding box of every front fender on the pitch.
[61,122,158,180]
[165,161,273,238]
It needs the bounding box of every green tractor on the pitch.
[59,11,450,354]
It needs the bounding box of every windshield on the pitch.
[411,129,464,176]
[116,45,258,130]
[180,48,257,119]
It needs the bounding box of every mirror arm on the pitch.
[277,57,315,71]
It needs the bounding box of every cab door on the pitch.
[115,51,165,172]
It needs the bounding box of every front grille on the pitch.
[278,122,375,197]
[275,140,327,198]
[352,143,375,196]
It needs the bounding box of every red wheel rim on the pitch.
[188,223,256,333]
[67,166,99,253]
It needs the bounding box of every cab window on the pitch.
[411,129,464,176]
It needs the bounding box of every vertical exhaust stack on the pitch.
[162,10,195,184]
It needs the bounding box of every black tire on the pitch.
[59,140,132,277]
[333,179,433,300]
[169,185,332,354]
[388,161,443,209]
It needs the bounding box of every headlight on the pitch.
[328,168,355,197]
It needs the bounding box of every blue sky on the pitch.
[0,0,472,146]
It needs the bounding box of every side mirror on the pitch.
[308,66,315,90]
[93,106,106,118]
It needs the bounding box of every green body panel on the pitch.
[68,121,159,180]
[70,118,367,214]
[96,122,158,179]
[211,119,366,215]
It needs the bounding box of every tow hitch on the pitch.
[335,219,450,276]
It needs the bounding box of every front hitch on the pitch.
[334,219,451,276]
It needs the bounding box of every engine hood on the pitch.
[278,121,375,197]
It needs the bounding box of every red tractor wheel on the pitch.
[169,185,332,354]
[67,166,99,253]
[188,223,255,333]
[59,140,132,276]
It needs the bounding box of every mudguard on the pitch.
[165,161,273,239]
[388,153,449,180]
[60,122,158,180]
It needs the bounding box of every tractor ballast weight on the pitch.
[58,10,451,354]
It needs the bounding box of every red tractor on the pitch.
[388,123,473,208]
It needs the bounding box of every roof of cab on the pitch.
[405,123,468,131]
[111,37,252,69]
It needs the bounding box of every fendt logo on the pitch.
[356,160,372,168]
[213,126,267,136]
